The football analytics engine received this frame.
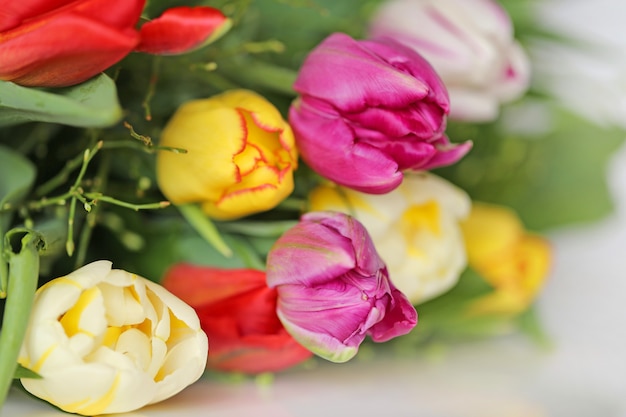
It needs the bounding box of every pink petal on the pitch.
[136,6,230,55]
[293,33,432,113]
[289,101,403,194]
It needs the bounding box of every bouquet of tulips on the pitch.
[1,0,623,415]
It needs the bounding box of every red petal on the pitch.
[162,264,268,306]
[135,6,230,55]
[0,0,144,32]
[0,0,73,31]
[0,13,139,87]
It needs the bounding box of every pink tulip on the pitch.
[266,211,417,362]
[289,32,471,194]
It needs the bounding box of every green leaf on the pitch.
[0,145,36,232]
[0,73,122,128]
[13,364,42,380]
[0,145,36,296]
[0,231,42,408]
[438,104,626,230]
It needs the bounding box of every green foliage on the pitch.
[0,74,122,128]
[437,103,626,230]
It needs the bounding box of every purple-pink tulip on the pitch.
[266,211,418,363]
[288,32,471,194]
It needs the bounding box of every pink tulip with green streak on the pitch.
[289,32,471,194]
[266,211,417,363]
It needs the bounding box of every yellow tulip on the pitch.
[156,89,298,220]
[461,202,552,315]
[18,261,208,416]
[309,172,471,304]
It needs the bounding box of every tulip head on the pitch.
[369,0,531,122]
[289,32,471,194]
[461,202,552,315]
[163,264,313,374]
[157,89,298,220]
[0,0,230,87]
[266,211,417,363]
[18,261,208,416]
[309,172,471,303]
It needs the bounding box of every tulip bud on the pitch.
[266,211,417,363]
[309,172,471,303]
[18,261,208,415]
[289,33,471,194]
[156,89,298,220]
[0,1,230,87]
[369,0,531,122]
[163,264,313,374]
[0,0,144,87]
[461,202,552,315]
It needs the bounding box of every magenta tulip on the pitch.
[266,211,417,362]
[289,32,471,194]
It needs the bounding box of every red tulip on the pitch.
[0,0,230,87]
[162,264,313,374]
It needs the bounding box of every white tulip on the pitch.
[309,173,471,304]
[18,261,208,416]
[369,0,531,122]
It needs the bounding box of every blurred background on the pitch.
[5,0,626,416]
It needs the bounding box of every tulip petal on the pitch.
[267,220,357,287]
[0,0,72,31]
[0,14,139,87]
[289,102,403,194]
[69,0,145,30]
[294,33,432,113]
[136,6,231,55]
[367,288,417,342]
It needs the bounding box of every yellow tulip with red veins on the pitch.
[18,261,208,416]
[157,89,298,220]
[309,172,471,304]
[461,202,552,315]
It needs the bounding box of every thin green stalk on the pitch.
[84,194,170,211]
[0,233,41,411]
[74,152,111,269]
[177,204,232,258]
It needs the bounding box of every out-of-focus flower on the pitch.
[369,0,531,122]
[461,202,551,315]
[266,211,417,363]
[309,172,470,304]
[157,89,298,220]
[0,0,230,87]
[289,32,471,194]
[18,261,208,416]
[162,264,313,374]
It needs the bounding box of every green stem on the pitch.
[219,60,298,96]
[177,204,232,258]
[0,233,41,410]
[85,194,169,211]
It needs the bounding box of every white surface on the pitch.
[4,1,626,416]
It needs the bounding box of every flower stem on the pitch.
[177,204,232,258]
[218,60,298,96]
[0,232,41,409]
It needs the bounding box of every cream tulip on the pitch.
[18,261,208,416]
[309,173,470,303]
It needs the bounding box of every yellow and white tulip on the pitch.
[18,261,208,416]
[309,172,471,304]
